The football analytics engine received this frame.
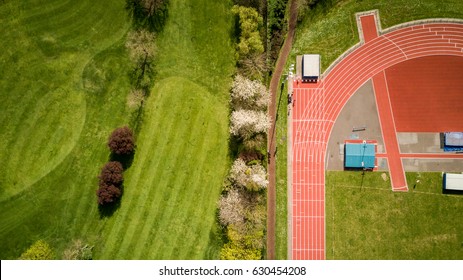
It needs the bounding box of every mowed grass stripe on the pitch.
[2,91,85,199]
[22,0,87,29]
[163,101,227,259]
[0,91,38,197]
[1,0,233,259]
[170,108,227,259]
[0,0,132,258]
[11,92,85,189]
[98,0,233,259]
[23,1,108,43]
[101,80,178,258]
[118,78,220,259]
[114,81,205,259]
[99,84,180,259]
[100,78,228,259]
[98,86,178,256]
[127,99,206,258]
[149,110,208,259]
[70,47,133,240]
[19,0,75,19]
[162,117,226,259]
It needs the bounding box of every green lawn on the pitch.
[326,171,463,259]
[98,77,230,259]
[0,0,234,259]
[275,0,463,259]
[275,80,289,260]
[292,0,463,71]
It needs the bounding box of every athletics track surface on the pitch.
[290,10,463,260]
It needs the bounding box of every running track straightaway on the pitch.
[290,10,463,260]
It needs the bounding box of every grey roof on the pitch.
[444,173,463,191]
[302,54,320,78]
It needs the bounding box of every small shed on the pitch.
[444,132,463,147]
[302,54,320,83]
[344,142,376,169]
[443,173,463,192]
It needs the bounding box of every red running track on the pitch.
[290,11,463,260]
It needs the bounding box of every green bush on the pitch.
[268,0,288,63]
[232,5,264,60]
[19,240,54,260]
[220,242,262,260]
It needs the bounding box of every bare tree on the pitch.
[127,0,166,17]
[126,29,156,78]
[127,88,146,109]
[140,0,165,16]
[238,54,269,81]
[62,240,93,260]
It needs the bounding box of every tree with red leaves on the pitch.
[96,184,122,205]
[99,161,124,187]
[108,126,135,155]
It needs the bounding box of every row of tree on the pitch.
[125,0,168,119]
[219,71,269,260]
[96,126,135,206]
[218,3,271,260]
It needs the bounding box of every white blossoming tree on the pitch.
[230,109,270,140]
[218,188,245,226]
[231,74,269,111]
[229,158,268,191]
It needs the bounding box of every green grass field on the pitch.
[0,0,234,259]
[275,80,289,260]
[275,0,463,259]
[292,0,463,71]
[326,171,463,259]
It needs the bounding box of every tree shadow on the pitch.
[125,0,169,33]
[98,199,121,218]
[228,135,242,160]
[110,153,135,170]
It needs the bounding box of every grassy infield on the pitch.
[275,0,463,259]
[2,0,463,260]
[0,0,233,259]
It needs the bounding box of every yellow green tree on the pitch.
[19,240,54,260]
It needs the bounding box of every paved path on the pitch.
[372,71,408,191]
